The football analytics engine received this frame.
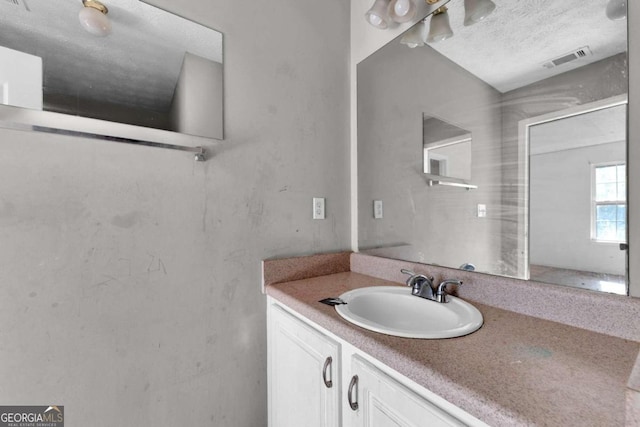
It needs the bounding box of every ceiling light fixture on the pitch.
[426,7,453,43]
[365,0,392,29]
[79,0,112,37]
[605,0,627,20]
[463,0,496,26]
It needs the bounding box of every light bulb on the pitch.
[389,0,416,23]
[394,0,411,16]
[79,1,112,36]
[365,0,391,29]
[368,13,384,27]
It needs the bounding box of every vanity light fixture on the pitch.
[365,0,496,45]
[365,0,393,29]
[400,18,427,48]
[78,0,112,37]
[463,0,496,26]
[605,0,627,20]
[426,7,453,43]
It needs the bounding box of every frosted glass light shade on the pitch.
[365,0,392,29]
[427,9,453,43]
[463,0,496,26]
[79,5,112,36]
[389,0,417,23]
[606,0,627,20]
[400,21,426,48]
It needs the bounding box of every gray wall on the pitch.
[0,0,350,426]
[170,53,223,139]
[357,41,504,272]
[530,141,626,275]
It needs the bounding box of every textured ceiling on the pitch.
[529,103,626,155]
[425,0,627,93]
[0,0,222,112]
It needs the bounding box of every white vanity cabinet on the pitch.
[344,356,466,427]
[267,298,486,427]
[268,303,340,427]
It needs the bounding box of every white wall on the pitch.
[530,141,626,275]
[0,45,42,110]
[0,0,350,425]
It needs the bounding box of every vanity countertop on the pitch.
[266,271,639,427]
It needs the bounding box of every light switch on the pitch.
[374,200,383,219]
[313,198,325,219]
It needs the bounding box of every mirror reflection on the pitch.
[528,100,627,294]
[0,0,223,140]
[423,115,472,181]
[357,0,628,294]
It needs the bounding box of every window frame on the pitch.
[591,161,627,243]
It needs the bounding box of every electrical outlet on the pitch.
[313,198,325,219]
[477,204,487,218]
[374,200,383,219]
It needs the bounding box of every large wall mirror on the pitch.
[0,0,223,144]
[358,0,628,295]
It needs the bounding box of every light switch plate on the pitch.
[313,198,325,219]
[374,200,383,219]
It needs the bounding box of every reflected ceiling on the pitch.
[0,0,222,111]
[529,104,626,155]
[427,0,627,92]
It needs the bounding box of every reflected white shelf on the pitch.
[428,179,478,190]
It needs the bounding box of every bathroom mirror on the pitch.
[357,0,628,295]
[0,0,223,143]
[423,115,472,181]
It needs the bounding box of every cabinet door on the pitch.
[268,304,340,427]
[346,355,465,427]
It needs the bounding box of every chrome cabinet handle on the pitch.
[322,356,333,388]
[347,375,359,411]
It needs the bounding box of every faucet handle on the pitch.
[401,269,435,291]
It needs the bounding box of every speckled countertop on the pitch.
[266,271,640,427]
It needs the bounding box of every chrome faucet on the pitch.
[435,279,463,303]
[401,269,435,301]
[401,270,463,303]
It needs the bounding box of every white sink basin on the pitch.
[334,286,483,339]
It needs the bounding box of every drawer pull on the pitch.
[322,356,333,388]
[348,375,359,411]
